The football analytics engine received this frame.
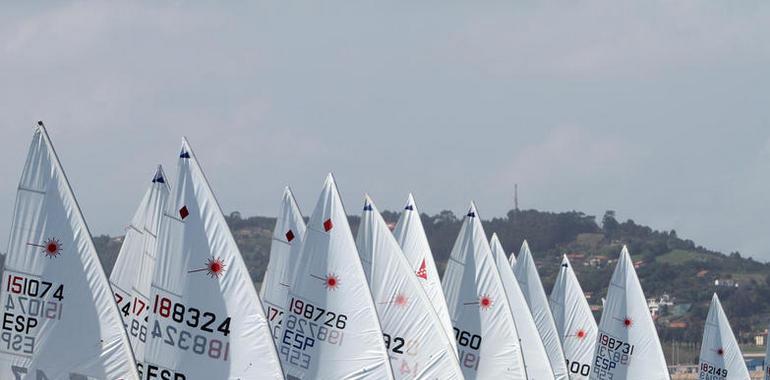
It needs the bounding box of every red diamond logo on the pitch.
[323,218,333,232]
[179,206,189,220]
[285,230,295,242]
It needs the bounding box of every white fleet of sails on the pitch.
[0,123,762,379]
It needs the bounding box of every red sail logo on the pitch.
[416,258,428,280]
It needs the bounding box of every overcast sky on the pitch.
[1,2,769,260]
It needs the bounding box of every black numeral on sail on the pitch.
[6,275,64,301]
[453,328,481,350]
[567,360,591,376]
[289,298,347,330]
[153,295,231,337]
[383,333,405,354]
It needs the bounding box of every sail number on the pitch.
[152,295,231,337]
[6,275,64,301]
[453,328,482,350]
[1,274,66,356]
[566,359,591,376]
[453,328,481,371]
[150,320,230,362]
[593,332,635,379]
[288,298,347,329]
[699,362,728,379]
[383,333,419,355]
[280,297,349,371]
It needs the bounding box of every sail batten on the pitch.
[0,124,139,379]
[550,254,598,380]
[441,202,527,379]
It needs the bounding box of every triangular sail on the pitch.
[698,293,749,380]
[260,187,307,339]
[356,196,463,379]
[589,246,668,380]
[144,139,283,379]
[393,193,457,353]
[441,203,526,379]
[490,233,555,379]
[110,165,170,362]
[550,255,598,380]
[513,241,570,380]
[0,123,138,379]
[279,174,393,379]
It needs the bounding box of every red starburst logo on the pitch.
[394,293,408,307]
[623,317,633,328]
[324,273,340,290]
[716,347,725,356]
[479,295,493,310]
[205,257,226,278]
[576,329,587,339]
[188,257,226,278]
[28,237,63,258]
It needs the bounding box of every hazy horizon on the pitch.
[1,2,769,260]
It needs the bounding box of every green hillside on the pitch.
[93,208,770,347]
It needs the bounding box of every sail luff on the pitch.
[698,293,749,380]
[549,254,598,379]
[392,193,457,354]
[490,233,555,379]
[109,164,170,361]
[589,246,669,380]
[356,195,463,379]
[278,174,394,379]
[260,187,307,341]
[513,240,570,380]
[0,123,139,379]
[441,202,527,379]
[144,138,283,379]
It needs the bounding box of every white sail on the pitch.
[589,246,668,380]
[0,123,138,379]
[392,193,457,353]
[260,187,307,340]
[550,255,598,380]
[490,233,555,380]
[513,240,570,380]
[508,249,517,267]
[441,203,526,379]
[698,293,749,380]
[279,174,393,379]
[144,139,283,379]
[109,165,170,362]
[356,195,463,379]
